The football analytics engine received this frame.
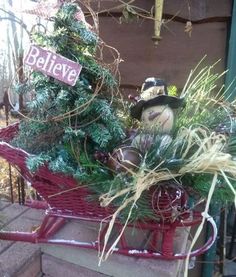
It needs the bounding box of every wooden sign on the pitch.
[24,45,82,86]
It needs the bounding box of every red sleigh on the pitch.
[0,123,217,260]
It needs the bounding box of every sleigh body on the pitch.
[0,123,217,260]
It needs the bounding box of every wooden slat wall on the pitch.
[89,0,232,18]
[87,0,232,92]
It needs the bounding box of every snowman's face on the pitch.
[141,105,174,133]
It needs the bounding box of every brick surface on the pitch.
[0,203,43,276]
[42,244,182,277]
[17,251,42,277]
[0,240,14,255]
[0,205,45,262]
[0,203,189,277]
[41,219,188,277]
[7,208,45,232]
[22,207,45,221]
[0,242,41,276]
[0,202,33,257]
[0,203,29,227]
[42,254,109,277]
[51,219,99,242]
[48,219,155,250]
[0,199,11,211]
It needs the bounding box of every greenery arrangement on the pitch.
[9,1,236,262]
[12,1,236,213]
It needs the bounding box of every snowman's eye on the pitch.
[148,111,161,121]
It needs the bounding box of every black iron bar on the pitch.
[17,176,22,204]
[20,176,25,205]
[227,211,236,260]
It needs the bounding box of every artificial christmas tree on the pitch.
[13,2,125,178]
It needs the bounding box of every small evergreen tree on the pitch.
[13,2,125,176]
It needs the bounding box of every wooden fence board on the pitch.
[99,17,227,90]
[88,0,232,20]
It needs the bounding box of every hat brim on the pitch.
[130,95,185,121]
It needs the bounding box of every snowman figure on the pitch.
[130,77,185,152]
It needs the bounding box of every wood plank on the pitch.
[164,0,232,20]
[99,18,227,91]
[87,0,232,20]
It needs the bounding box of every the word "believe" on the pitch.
[24,45,82,86]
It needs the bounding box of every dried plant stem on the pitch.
[184,172,218,277]
[47,185,85,198]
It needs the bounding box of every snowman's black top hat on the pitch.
[130,77,185,121]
